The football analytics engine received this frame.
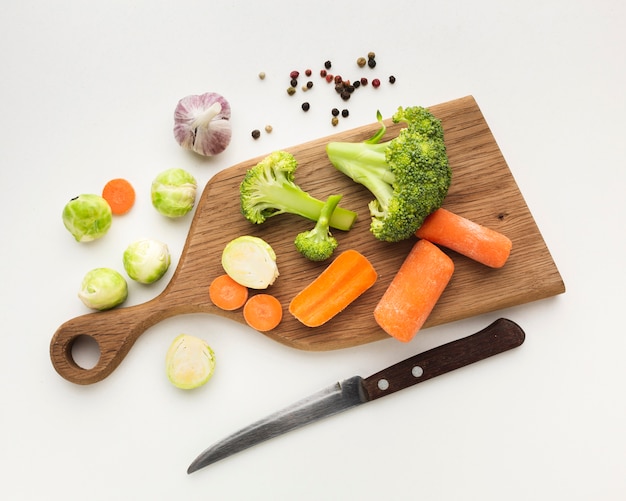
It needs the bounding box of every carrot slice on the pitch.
[243,294,283,332]
[416,208,512,268]
[209,274,249,311]
[289,249,377,327]
[102,178,136,215]
[374,239,454,342]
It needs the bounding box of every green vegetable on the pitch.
[165,334,216,390]
[151,168,197,218]
[123,239,171,284]
[221,235,279,289]
[78,268,128,310]
[239,150,357,231]
[62,194,112,242]
[325,107,451,242]
[294,194,341,261]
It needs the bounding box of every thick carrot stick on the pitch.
[374,239,454,342]
[289,249,377,327]
[209,274,249,311]
[416,208,512,268]
[243,294,283,332]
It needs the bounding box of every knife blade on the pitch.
[187,317,525,474]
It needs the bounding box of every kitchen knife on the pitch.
[187,317,525,474]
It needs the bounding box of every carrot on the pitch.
[416,208,512,268]
[374,239,454,342]
[209,274,249,311]
[102,178,136,215]
[289,249,377,327]
[243,294,283,332]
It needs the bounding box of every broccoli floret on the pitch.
[239,150,357,231]
[294,194,342,261]
[325,107,451,242]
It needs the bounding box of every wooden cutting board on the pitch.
[50,95,565,384]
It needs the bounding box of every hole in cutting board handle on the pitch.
[70,335,101,370]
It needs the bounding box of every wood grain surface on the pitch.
[50,95,565,384]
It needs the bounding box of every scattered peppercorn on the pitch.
[287,86,296,95]
[324,60,332,69]
[389,75,396,84]
[367,51,376,60]
[290,70,300,79]
[306,81,313,89]
[357,57,367,67]
[341,109,349,117]
[290,78,298,87]
[340,91,351,101]
[353,80,361,88]
[264,125,273,133]
[325,74,334,83]
[372,78,381,88]
[251,129,261,139]
[301,102,310,111]
[367,58,376,68]
[334,75,342,84]
[320,69,327,77]
[331,117,339,126]
[331,108,340,116]
[360,77,368,86]
[258,71,266,80]
[305,68,312,77]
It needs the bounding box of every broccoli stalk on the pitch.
[294,194,342,261]
[326,107,452,242]
[239,150,357,231]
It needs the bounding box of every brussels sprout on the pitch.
[221,235,279,289]
[123,239,171,284]
[62,194,112,242]
[78,268,128,310]
[165,334,216,390]
[151,168,197,218]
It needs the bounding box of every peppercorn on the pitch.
[306,81,313,89]
[258,71,266,80]
[331,108,340,116]
[305,68,312,77]
[290,70,300,79]
[301,102,310,111]
[367,51,376,60]
[367,58,376,68]
[325,74,334,83]
[251,129,261,139]
[264,125,273,133]
[340,91,351,101]
[290,78,298,87]
[324,60,332,69]
[357,57,367,67]
[331,117,339,126]
[372,78,381,88]
[353,80,361,88]
[360,77,368,86]
[389,75,396,84]
[334,75,342,84]
[320,69,327,77]
[341,109,349,117]
[287,86,296,95]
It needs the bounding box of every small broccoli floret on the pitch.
[239,150,357,231]
[325,107,451,242]
[294,194,342,261]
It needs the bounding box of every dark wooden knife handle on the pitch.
[361,318,525,401]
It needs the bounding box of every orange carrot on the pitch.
[289,249,377,327]
[209,274,249,311]
[243,294,283,332]
[102,178,136,215]
[416,208,512,268]
[374,239,454,342]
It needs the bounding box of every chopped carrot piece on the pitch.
[243,294,283,332]
[289,249,377,327]
[374,239,454,342]
[209,274,249,311]
[416,208,512,268]
[102,178,136,215]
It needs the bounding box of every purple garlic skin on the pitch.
[173,92,232,156]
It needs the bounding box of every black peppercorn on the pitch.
[324,60,332,69]
[301,102,310,111]
[331,108,340,116]
[251,129,261,139]
[341,109,349,117]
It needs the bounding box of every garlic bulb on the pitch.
[173,92,232,156]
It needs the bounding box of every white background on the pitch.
[2,1,625,499]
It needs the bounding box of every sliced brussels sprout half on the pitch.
[221,235,279,289]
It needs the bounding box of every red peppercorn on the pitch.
[325,74,334,83]
[372,78,381,88]
[334,75,342,84]
[360,77,368,86]
[290,70,300,79]
[305,69,312,76]
[320,69,327,77]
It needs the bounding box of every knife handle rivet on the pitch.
[377,378,390,391]
[412,365,424,378]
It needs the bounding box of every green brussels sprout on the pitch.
[78,268,128,310]
[123,239,171,284]
[62,194,112,242]
[165,334,216,390]
[221,235,279,289]
[151,168,197,218]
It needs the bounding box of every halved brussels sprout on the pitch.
[165,334,216,390]
[221,235,279,289]
[151,168,197,218]
[123,239,171,284]
[78,268,128,310]
[62,194,112,242]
